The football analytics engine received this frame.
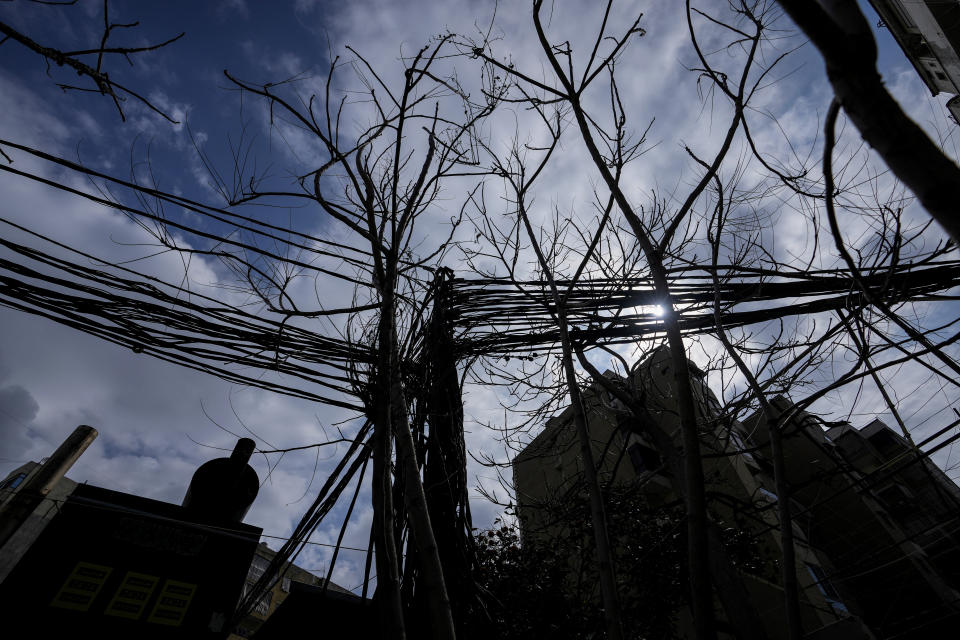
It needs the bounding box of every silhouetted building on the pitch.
[0,460,79,583]
[514,348,869,639]
[747,399,960,638]
[514,346,960,639]
[0,425,96,582]
[250,580,377,640]
[0,435,264,639]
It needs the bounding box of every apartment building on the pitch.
[513,347,960,638]
[230,541,353,639]
[745,399,960,638]
[869,0,960,122]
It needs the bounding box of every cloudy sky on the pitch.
[1,0,959,592]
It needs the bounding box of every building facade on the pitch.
[513,347,960,638]
[0,433,269,639]
[0,481,262,638]
[0,461,78,583]
[230,541,351,639]
[746,399,960,638]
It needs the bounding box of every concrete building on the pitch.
[869,0,960,122]
[0,480,262,638]
[515,346,960,637]
[745,400,960,638]
[0,431,356,638]
[230,541,353,639]
[0,432,266,639]
[0,460,79,583]
[514,347,870,639]
[0,425,96,584]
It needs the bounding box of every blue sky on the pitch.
[1,0,959,592]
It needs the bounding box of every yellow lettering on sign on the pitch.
[104,571,160,620]
[50,562,113,612]
[147,579,197,626]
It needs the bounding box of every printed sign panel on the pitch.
[147,579,197,626]
[49,561,113,612]
[104,571,160,620]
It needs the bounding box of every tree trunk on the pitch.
[513,186,626,640]
[422,270,473,634]
[378,280,457,640]
[373,324,406,639]
[777,0,960,243]
[558,326,625,640]
[560,91,716,638]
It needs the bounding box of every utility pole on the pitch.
[0,425,98,549]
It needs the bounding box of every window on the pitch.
[0,473,27,490]
[876,484,914,515]
[254,591,273,616]
[628,443,661,475]
[873,508,895,529]
[868,429,904,458]
[281,577,291,592]
[839,436,870,462]
[729,430,759,467]
[806,563,847,614]
[248,554,270,581]
[756,487,778,503]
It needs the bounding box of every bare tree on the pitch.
[206,37,507,638]
[463,2,775,635]
[3,3,960,640]
[0,0,184,126]
[466,100,632,637]
[1,20,502,638]
[460,2,960,639]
